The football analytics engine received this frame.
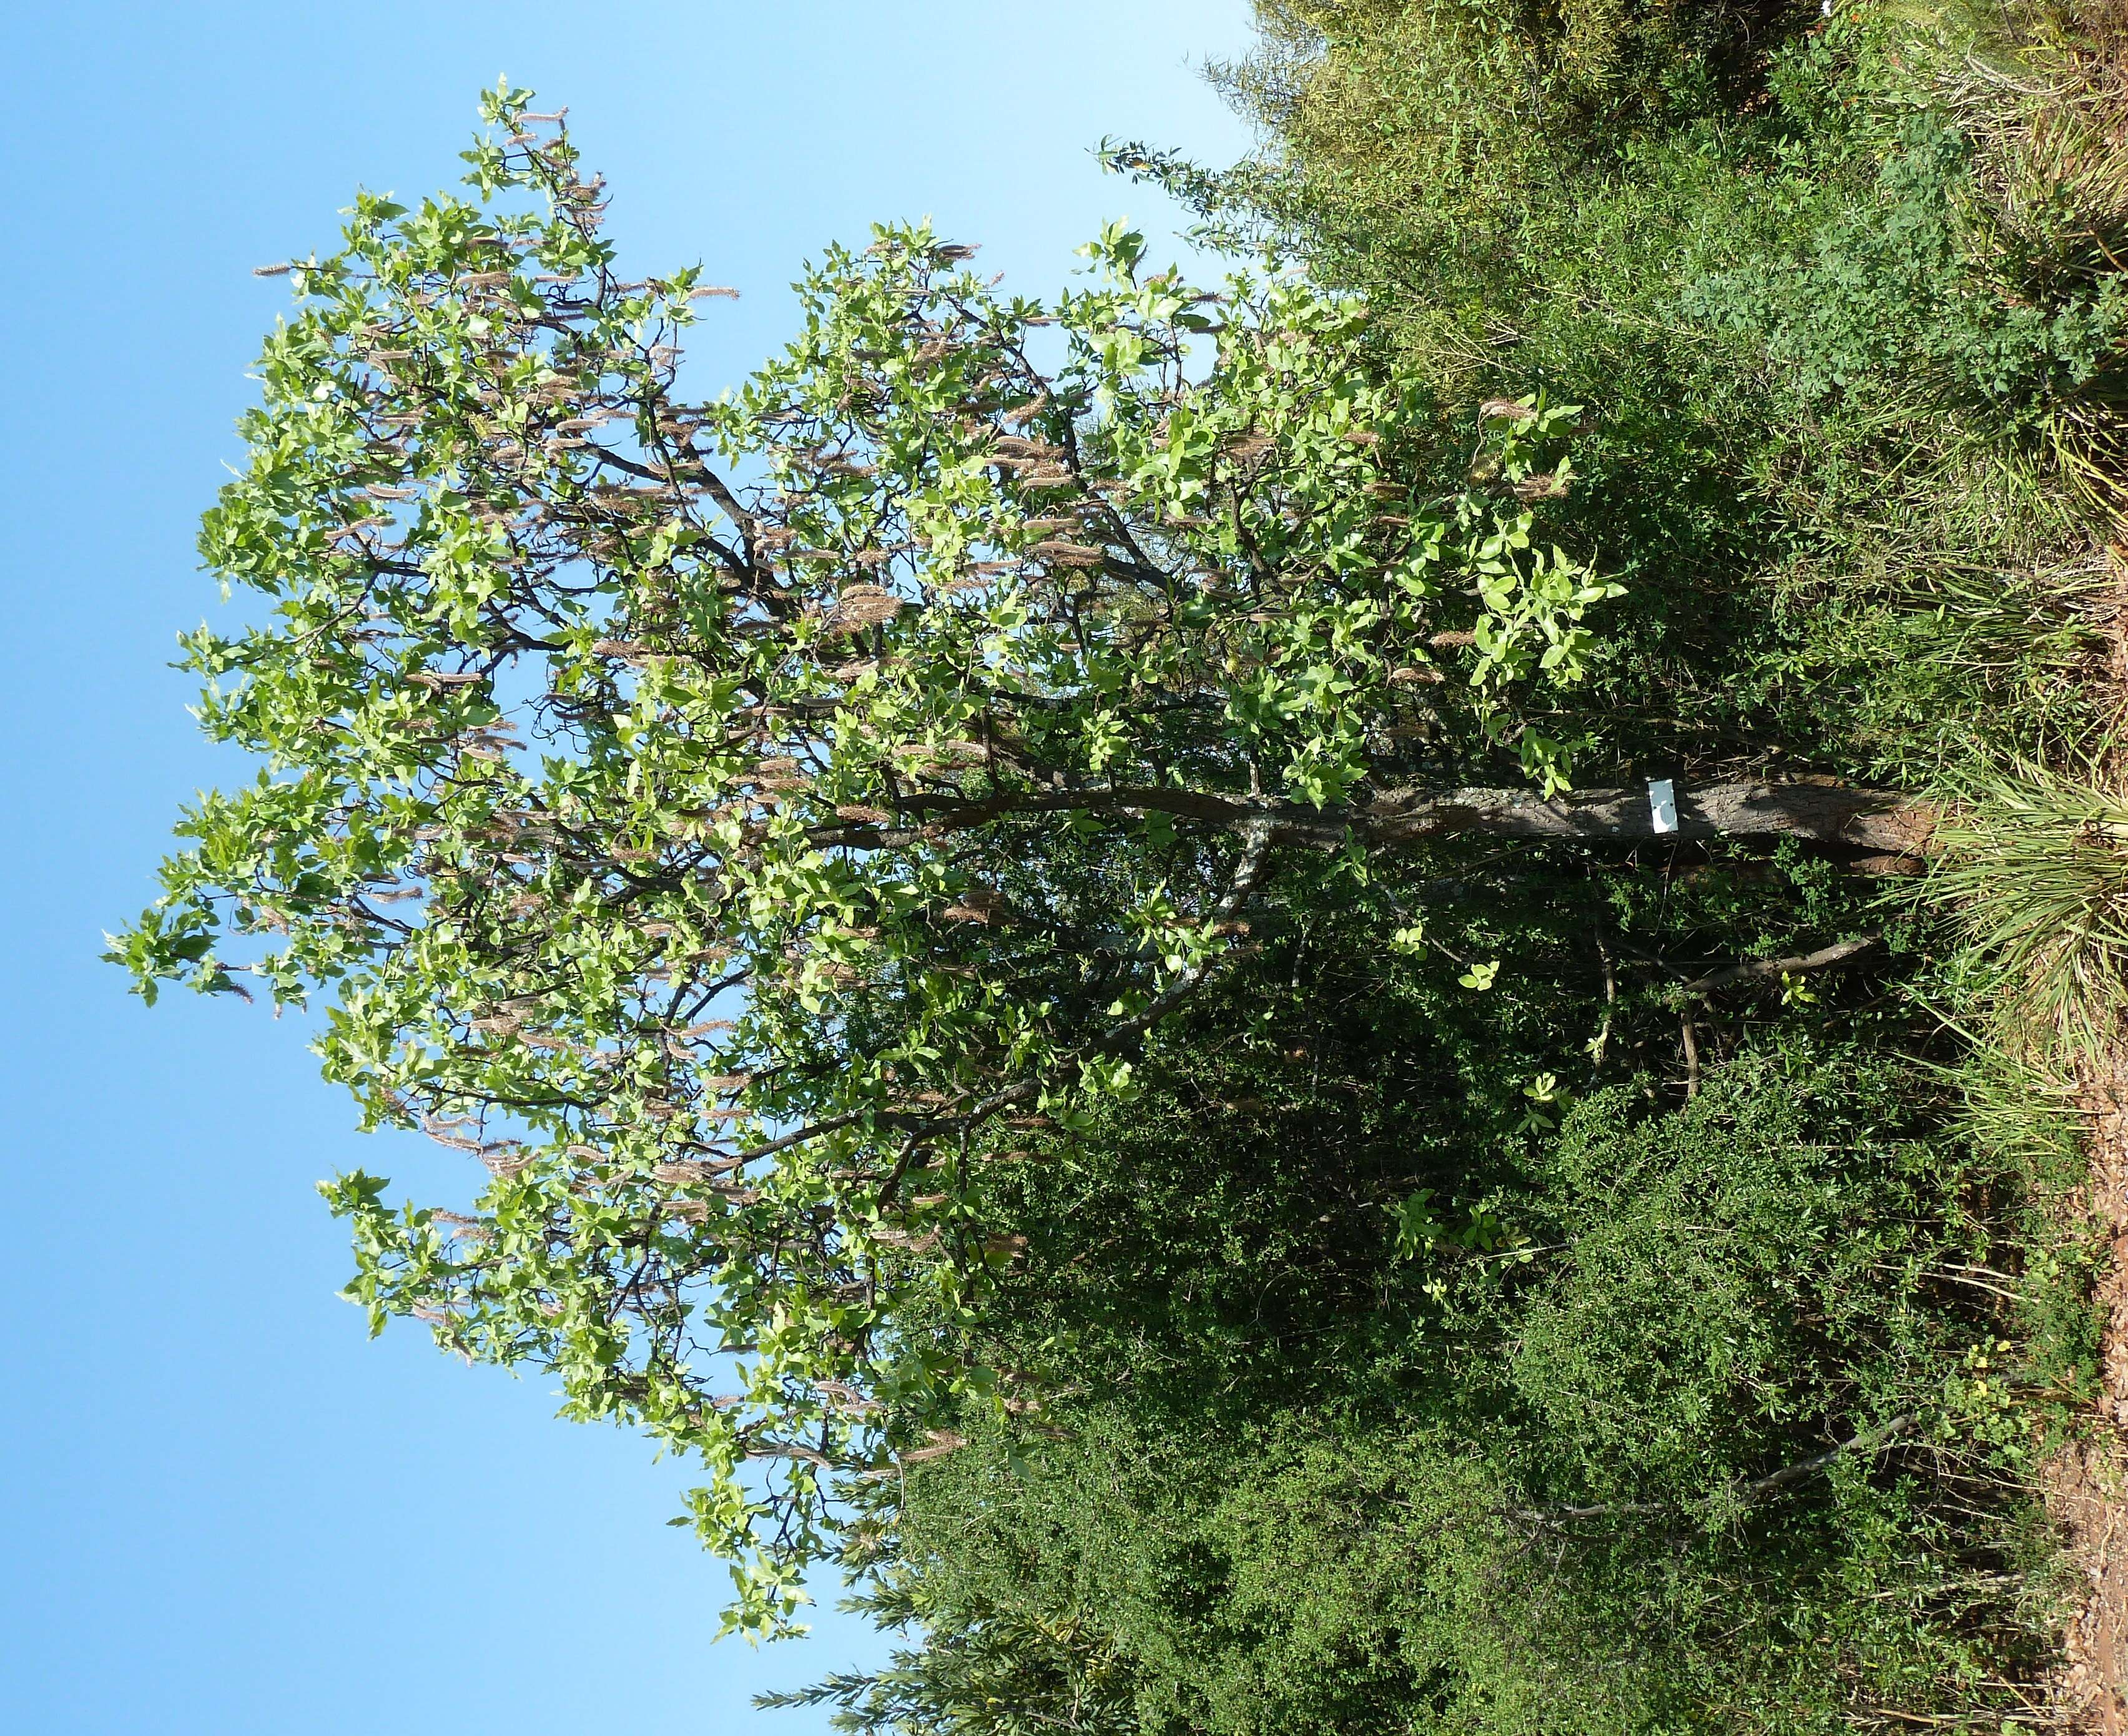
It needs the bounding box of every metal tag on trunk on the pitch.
[1648,779,1678,836]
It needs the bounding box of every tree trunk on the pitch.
[1357,779,1933,862]
[820,779,1936,871]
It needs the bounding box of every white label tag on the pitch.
[1648,779,1678,835]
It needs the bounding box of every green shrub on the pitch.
[800,1052,2059,1734]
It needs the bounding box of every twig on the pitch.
[1740,1412,1918,1504]
[1589,907,1617,1075]
[1514,1412,1920,1526]
[1682,932,1883,995]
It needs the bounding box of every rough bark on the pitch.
[811,778,1935,869]
[1357,779,1934,858]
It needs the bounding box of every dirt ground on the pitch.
[2044,1062,2128,1731]
[2044,558,2128,1731]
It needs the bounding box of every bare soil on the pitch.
[2043,1062,2128,1731]
[2044,553,2128,1731]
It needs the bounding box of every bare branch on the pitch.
[1683,933,1884,996]
[1515,1413,1922,1526]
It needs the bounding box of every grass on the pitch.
[1935,759,2128,1057]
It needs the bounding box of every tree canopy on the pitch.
[115,75,1939,1642]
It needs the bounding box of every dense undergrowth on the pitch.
[771,2,2128,1730]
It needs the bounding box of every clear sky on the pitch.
[0,6,1253,1730]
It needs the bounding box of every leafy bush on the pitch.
[796,1050,2061,1734]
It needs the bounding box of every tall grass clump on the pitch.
[1933,0,2128,506]
[1936,761,2128,1056]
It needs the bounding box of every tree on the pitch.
[111,84,1922,1634]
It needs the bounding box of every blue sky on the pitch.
[0,6,1252,1730]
